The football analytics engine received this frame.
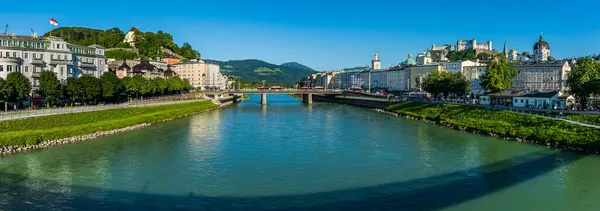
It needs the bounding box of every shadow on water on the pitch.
[0,150,584,211]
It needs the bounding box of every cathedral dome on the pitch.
[533,35,550,50]
[403,53,416,66]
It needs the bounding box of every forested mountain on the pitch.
[206,59,316,84]
[280,62,316,72]
[44,27,199,60]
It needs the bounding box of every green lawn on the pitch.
[386,102,600,150]
[0,101,218,147]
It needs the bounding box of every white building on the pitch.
[441,60,479,74]
[416,50,433,66]
[123,27,137,47]
[513,61,570,92]
[533,35,550,62]
[386,67,406,92]
[372,52,381,70]
[369,70,388,90]
[0,34,106,91]
[456,39,492,51]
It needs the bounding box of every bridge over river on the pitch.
[205,89,344,104]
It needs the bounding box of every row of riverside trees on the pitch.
[0,71,190,110]
[421,71,471,99]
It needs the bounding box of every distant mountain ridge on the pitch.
[342,66,365,71]
[206,59,316,84]
[280,62,316,72]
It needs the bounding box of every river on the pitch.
[1,94,600,210]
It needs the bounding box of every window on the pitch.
[12,52,16,58]
[7,65,12,72]
[33,53,36,59]
[40,54,44,59]
[25,66,28,72]
[51,55,54,60]
[24,53,28,59]
[60,67,64,76]
[4,52,8,57]
[0,65,3,72]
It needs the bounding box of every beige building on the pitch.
[406,64,442,91]
[513,61,570,92]
[172,60,227,90]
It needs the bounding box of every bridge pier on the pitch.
[261,93,267,105]
[302,93,313,104]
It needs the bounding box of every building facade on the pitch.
[386,67,406,92]
[171,60,227,90]
[513,61,570,92]
[0,34,106,91]
[406,64,442,91]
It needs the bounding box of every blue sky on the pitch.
[1,0,599,71]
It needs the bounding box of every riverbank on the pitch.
[0,101,219,155]
[382,102,600,153]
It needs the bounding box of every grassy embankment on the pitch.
[564,114,600,125]
[386,102,600,150]
[0,101,218,147]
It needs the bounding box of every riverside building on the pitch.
[0,34,106,91]
[171,60,228,90]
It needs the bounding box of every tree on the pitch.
[38,70,62,107]
[449,72,471,98]
[167,76,184,94]
[105,50,137,60]
[100,72,125,102]
[566,57,600,107]
[0,78,9,112]
[422,71,449,98]
[151,78,168,95]
[65,78,84,105]
[6,72,32,108]
[78,75,102,104]
[480,56,517,93]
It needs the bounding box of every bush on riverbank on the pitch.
[386,102,600,150]
[0,101,218,146]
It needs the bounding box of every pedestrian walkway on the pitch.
[0,99,207,122]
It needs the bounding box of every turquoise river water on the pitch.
[1,94,600,210]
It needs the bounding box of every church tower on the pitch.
[372,52,381,70]
[503,40,508,58]
[533,34,550,62]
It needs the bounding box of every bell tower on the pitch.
[372,52,381,70]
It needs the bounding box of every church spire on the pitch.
[503,40,508,57]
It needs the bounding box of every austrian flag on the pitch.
[50,18,59,26]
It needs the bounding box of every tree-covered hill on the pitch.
[44,27,199,60]
[281,62,316,72]
[206,59,316,84]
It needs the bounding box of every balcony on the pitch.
[32,72,40,78]
[0,56,23,64]
[78,61,97,69]
[31,58,45,65]
[50,58,72,65]
[67,72,74,78]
